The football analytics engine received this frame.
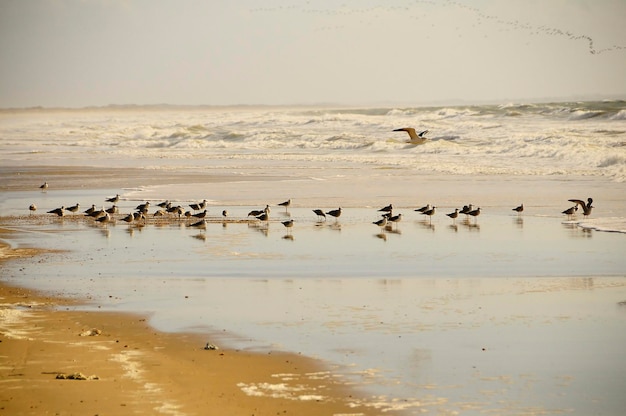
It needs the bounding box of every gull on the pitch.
[105,205,118,214]
[512,204,524,215]
[281,219,294,233]
[106,194,120,203]
[190,199,208,211]
[95,212,111,223]
[460,204,473,215]
[256,212,269,221]
[388,213,402,228]
[415,204,431,213]
[446,208,459,223]
[393,128,429,144]
[562,205,578,220]
[373,216,388,229]
[468,207,481,222]
[248,209,264,217]
[189,219,207,228]
[84,204,96,215]
[378,204,393,213]
[193,210,208,219]
[313,209,326,221]
[47,206,65,217]
[136,201,150,213]
[568,198,593,217]
[326,207,342,221]
[66,203,80,213]
[278,199,291,212]
[121,213,134,223]
[39,181,48,191]
[422,206,436,223]
[157,200,170,208]
[88,207,106,219]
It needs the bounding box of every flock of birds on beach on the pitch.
[30,181,595,237]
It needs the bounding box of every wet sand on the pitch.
[2,165,626,415]
[0,252,375,416]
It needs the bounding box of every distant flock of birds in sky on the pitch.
[30,181,594,236]
[251,0,625,55]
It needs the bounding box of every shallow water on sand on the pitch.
[2,197,626,415]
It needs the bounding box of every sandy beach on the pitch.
[0,259,376,416]
[2,163,626,416]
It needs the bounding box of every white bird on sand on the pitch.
[393,128,429,144]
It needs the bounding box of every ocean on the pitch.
[1,100,625,180]
[1,101,626,415]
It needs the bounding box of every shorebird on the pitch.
[222,210,228,218]
[326,207,342,221]
[39,181,48,191]
[248,209,264,217]
[415,204,431,213]
[157,200,170,208]
[278,199,291,212]
[281,219,294,233]
[388,213,402,228]
[133,212,146,222]
[153,209,167,217]
[373,216,388,229]
[106,194,120,203]
[84,204,96,215]
[512,204,524,215]
[47,206,65,217]
[188,219,207,228]
[568,198,593,217]
[256,212,269,221]
[95,212,111,223]
[460,204,473,216]
[562,205,578,220]
[190,199,208,211]
[422,206,436,223]
[468,207,481,222]
[66,203,80,214]
[193,210,208,219]
[313,209,326,221]
[29,204,37,214]
[121,213,134,223]
[378,204,393,213]
[88,207,106,219]
[105,205,118,214]
[446,208,459,223]
[136,201,150,213]
[393,128,429,144]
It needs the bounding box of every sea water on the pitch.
[2,102,626,414]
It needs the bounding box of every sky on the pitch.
[1,0,625,108]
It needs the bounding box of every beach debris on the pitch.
[56,372,99,380]
[204,342,219,350]
[79,328,102,337]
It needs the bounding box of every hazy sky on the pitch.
[1,0,625,108]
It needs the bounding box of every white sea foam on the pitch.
[1,101,625,180]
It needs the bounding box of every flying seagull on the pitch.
[393,128,429,144]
